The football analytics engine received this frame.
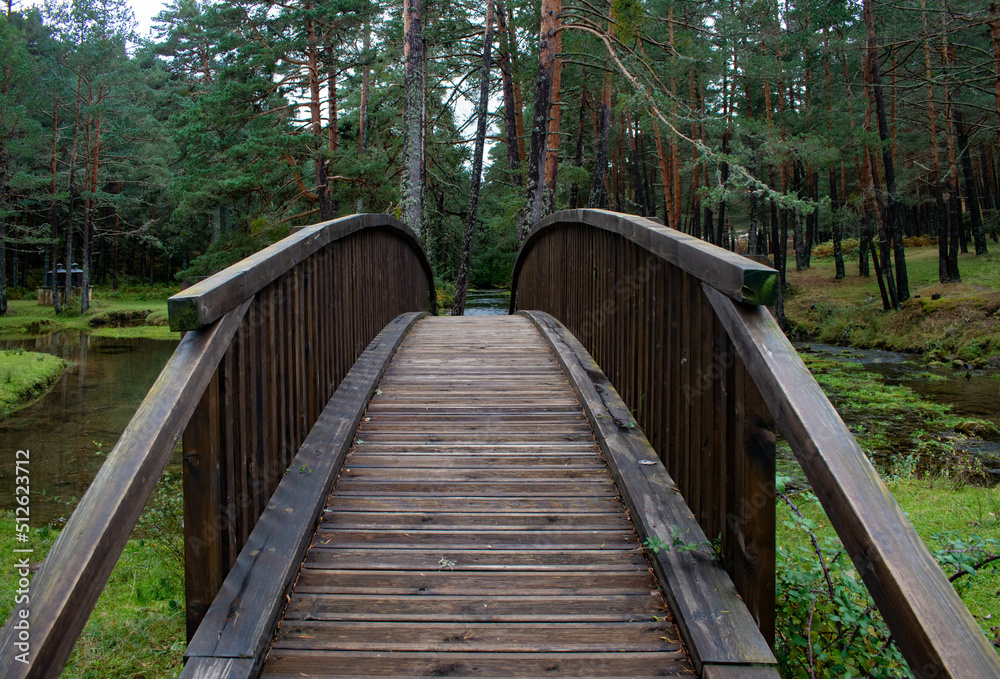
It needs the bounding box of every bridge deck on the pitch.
[260,316,695,677]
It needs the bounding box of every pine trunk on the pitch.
[520,0,560,239]
[452,0,494,316]
[402,0,424,237]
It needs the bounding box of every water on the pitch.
[795,342,1000,477]
[0,332,178,524]
[445,289,511,316]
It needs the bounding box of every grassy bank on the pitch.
[785,245,1000,364]
[0,285,181,341]
[0,350,69,417]
[776,480,1000,677]
[0,475,184,677]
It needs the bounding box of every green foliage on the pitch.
[176,226,286,279]
[776,489,1000,677]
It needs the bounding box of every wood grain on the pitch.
[524,310,778,676]
[253,315,696,677]
[704,283,1000,678]
[168,214,434,331]
[182,312,425,671]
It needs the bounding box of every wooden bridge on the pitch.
[2,210,998,678]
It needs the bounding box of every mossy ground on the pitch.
[785,245,1000,363]
[0,350,69,417]
[0,475,184,677]
[776,480,1000,675]
[0,285,181,341]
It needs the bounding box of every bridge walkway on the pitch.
[259,315,696,677]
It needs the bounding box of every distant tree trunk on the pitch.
[520,0,560,240]
[570,81,587,208]
[497,3,521,186]
[923,0,953,283]
[542,23,562,213]
[864,0,907,301]
[452,0,493,316]
[588,71,612,209]
[954,110,987,255]
[503,2,526,173]
[402,0,424,237]
[941,4,962,280]
[49,99,62,314]
[356,21,370,213]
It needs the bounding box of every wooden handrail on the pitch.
[169,213,434,331]
[0,300,251,679]
[510,207,1000,677]
[0,214,435,678]
[511,208,778,310]
[704,284,1000,678]
[511,208,779,638]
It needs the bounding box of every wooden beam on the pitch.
[182,312,426,676]
[703,283,1000,679]
[0,299,253,679]
[523,310,779,676]
[168,214,434,331]
[511,209,777,311]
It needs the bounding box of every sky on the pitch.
[17,0,171,37]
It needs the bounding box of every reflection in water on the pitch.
[0,332,177,525]
[446,289,511,316]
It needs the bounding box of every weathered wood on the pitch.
[254,316,696,677]
[260,651,694,678]
[511,209,777,308]
[183,371,225,639]
[180,658,255,679]
[0,299,252,679]
[168,214,433,331]
[523,310,777,674]
[272,621,680,652]
[182,312,425,673]
[703,283,1000,678]
[511,212,779,636]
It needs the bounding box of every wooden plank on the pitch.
[271,621,680,652]
[183,371,224,639]
[703,283,1000,678]
[182,312,426,670]
[0,299,253,679]
[280,594,665,622]
[290,570,656,595]
[323,496,622,513]
[303,548,648,571]
[261,651,693,678]
[319,511,630,529]
[523,310,777,673]
[180,658,255,679]
[511,209,777,309]
[250,315,694,678]
[169,214,433,331]
[701,665,781,679]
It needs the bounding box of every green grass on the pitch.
[776,480,1000,677]
[0,286,181,341]
[786,245,1000,362]
[0,474,185,677]
[0,350,69,417]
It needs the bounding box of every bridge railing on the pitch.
[0,214,434,679]
[510,208,1000,678]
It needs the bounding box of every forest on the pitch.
[0,0,997,317]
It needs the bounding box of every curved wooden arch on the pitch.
[510,208,777,313]
[511,208,1000,678]
[169,213,435,331]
